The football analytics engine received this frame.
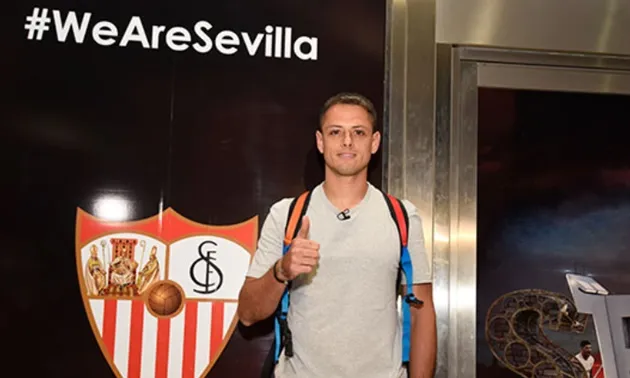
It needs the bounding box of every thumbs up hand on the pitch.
[277,216,320,281]
[296,215,310,239]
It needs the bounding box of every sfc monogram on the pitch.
[75,207,257,378]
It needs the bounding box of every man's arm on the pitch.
[236,199,288,327]
[237,263,287,326]
[400,199,436,377]
[237,215,319,327]
[407,282,437,378]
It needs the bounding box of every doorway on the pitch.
[439,47,630,378]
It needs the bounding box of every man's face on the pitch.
[114,262,125,274]
[316,104,380,177]
[582,344,592,357]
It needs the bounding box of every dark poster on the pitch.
[1,1,386,377]
[476,88,630,378]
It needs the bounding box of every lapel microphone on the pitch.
[337,208,351,221]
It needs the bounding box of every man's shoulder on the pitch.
[266,189,314,221]
[257,196,300,241]
[371,187,420,217]
[269,196,296,211]
[267,196,296,221]
[399,198,419,215]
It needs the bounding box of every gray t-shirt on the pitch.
[246,182,432,378]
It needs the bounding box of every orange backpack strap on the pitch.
[384,193,409,247]
[275,190,312,363]
[283,191,312,246]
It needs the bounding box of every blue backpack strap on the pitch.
[274,191,311,363]
[382,192,423,364]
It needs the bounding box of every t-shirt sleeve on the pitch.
[246,198,292,279]
[400,199,432,285]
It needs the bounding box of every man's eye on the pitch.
[355,130,365,136]
[329,130,340,135]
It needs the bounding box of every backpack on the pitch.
[262,189,422,377]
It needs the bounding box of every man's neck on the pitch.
[322,170,369,211]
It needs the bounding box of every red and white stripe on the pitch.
[89,299,237,378]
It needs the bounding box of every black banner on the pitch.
[2,1,386,377]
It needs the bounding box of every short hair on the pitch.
[580,340,591,348]
[318,92,378,132]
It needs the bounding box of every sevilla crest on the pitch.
[75,207,257,378]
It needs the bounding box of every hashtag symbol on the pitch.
[24,7,51,40]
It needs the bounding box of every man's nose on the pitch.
[342,130,353,146]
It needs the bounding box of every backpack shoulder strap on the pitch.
[283,191,312,248]
[382,192,409,248]
[274,190,312,363]
[380,191,423,364]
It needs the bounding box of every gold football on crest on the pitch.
[146,281,184,317]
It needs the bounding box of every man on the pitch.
[237,93,437,378]
[85,244,107,296]
[137,245,160,293]
[575,340,595,377]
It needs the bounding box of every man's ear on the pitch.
[371,130,381,154]
[316,130,324,154]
